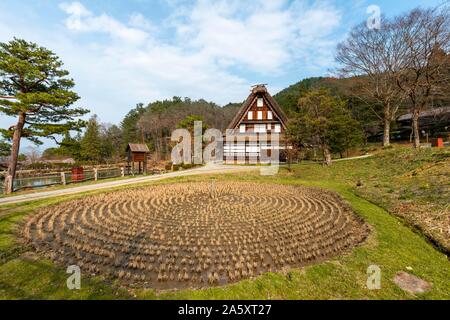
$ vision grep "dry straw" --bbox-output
[23,181,368,289]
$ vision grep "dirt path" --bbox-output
[0,164,258,206]
[332,154,373,162]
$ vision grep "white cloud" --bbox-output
[167,0,341,73]
[1,1,343,138]
[59,2,149,45]
[129,13,155,32]
[59,1,91,17]
[59,1,341,76]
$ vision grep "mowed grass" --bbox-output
[0,155,449,299]
[293,146,450,252]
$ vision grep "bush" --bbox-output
[181,163,197,170]
[165,162,173,171]
[360,147,370,154]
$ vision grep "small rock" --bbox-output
[393,272,431,294]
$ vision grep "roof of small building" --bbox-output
[127,143,150,153]
[42,158,76,164]
[397,107,450,121]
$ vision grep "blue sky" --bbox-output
[0,0,445,151]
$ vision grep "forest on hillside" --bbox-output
[42,70,449,165]
[1,5,448,169]
[42,98,241,163]
[40,76,377,164]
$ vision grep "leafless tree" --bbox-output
[24,146,41,164]
[394,7,450,148]
[336,18,407,147]
[137,99,239,161]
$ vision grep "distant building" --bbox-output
[224,85,289,163]
[395,107,450,140]
[126,143,150,174]
[42,158,76,165]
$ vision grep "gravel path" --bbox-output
[0,164,258,206]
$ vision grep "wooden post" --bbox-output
[210,179,215,199]
[121,167,125,177]
[144,156,148,175]
[94,168,98,181]
[61,172,66,185]
[4,175,13,194]
[287,148,292,172]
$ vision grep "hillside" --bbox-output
[273,77,353,115]
[273,77,325,115]
[273,77,385,139]
[292,146,450,253]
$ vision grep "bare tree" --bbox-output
[24,146,41,164]
[138,106,181,161]
[137,98,237,161]
[336,18,407,147]
[394,7,450,148]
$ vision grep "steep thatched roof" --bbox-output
[227,85,288,130]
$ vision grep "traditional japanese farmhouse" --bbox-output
[224,84,289,162]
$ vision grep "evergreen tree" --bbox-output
[0,139,10,157]
[0,38,88,193]
[328,111,364,158]
[41,132,81,160]
[177,115,208,133]
[274,78,319,116]
[287,88,363,165]
[80,115,102,162]
[59,132,82,159]
[100,124,123,161]
[121,103,146,152]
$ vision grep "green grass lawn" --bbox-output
[292,146,450,253]
[0,149,449,300]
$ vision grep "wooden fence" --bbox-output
[0,166,161,194]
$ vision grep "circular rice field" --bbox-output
[23,181,369,289]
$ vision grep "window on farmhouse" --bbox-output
[255,124,266,133]
[275,124,281,133]
[239,124,246,133]
[257,111,263,120]
[257,98,263,107]
[248,111,253,120]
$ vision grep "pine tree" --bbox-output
[0,38,88,193]
[120,103,146,152]
[287,88,363,165]
[0,139,10,157]
[80,115,102,162]
[101,124,123,161]
[177,115,208,133]
[59,132,82,160]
